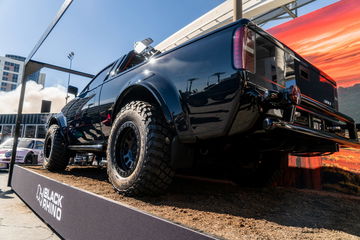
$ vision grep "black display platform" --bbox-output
[12,165,216,240]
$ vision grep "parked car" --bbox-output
[43,19,359,195]
[0,138,44,169]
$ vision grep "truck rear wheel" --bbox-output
[43,125,70,171]
[107,101,174,196]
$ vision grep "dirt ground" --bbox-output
[25,166,360,240]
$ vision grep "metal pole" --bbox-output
[233,0,243,22]
[65,51,74,104]
[7,0,74,187]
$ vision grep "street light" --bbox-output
[65,51,75,103]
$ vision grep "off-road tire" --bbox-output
[43,125,70,171]
[107,101,174,196]
[24,153,35,164]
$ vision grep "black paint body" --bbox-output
[49,19,359,158]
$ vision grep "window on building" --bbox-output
[36,125,46,139]
[11,84,16,90]
[1,87,6,91]
[2,76,7,81]
[4,66,10,71]
[3,72,9,76]
[1,82,7,87]
[14,64,20,72]
[2,125,13,139]
[25,125,36,138]
[12,74,18,82]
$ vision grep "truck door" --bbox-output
[67,64,113,144]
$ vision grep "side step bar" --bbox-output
[67,144,104,152]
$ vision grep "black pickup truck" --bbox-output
[43,19,360,195]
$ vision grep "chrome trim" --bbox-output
[301,95,354,124]
[67,144,104,152]
[296,106,343,125]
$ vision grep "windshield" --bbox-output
[0,138,34,149]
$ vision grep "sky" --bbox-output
[0,0,339,91]
[269,0,360,88]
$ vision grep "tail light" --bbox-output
[233,26,255,72]
[286,85,302,105]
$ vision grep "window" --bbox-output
[35,141,44,150]
[2,76,8,81]
[1,82,7,87]
[11,84,16,90]
[82,64,113,93]
[36,126,46,138]
[2,125,13,139]
[3,72,9,76]
[4,62,20,72]
[111,51,144,77]
[109,55,126,78]
[12,74,18,81]
[255,33,295,88]
[1,87,6,91]
[25,125,36,138]
[14,64,20,72]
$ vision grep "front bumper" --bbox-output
[0,159,10,169]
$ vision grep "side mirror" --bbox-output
[68,85,78,97]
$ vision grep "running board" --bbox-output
[67,144,104,152]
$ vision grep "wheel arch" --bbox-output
[112,84,173,125]
[47,113,67,128]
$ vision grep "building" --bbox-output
[0,56,24,92]
[0,113,51,141]
[0,54,46,92]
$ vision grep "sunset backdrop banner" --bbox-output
[268,0,360,88]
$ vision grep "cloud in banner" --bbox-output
[269,0,360,88]
[0,81,73,114]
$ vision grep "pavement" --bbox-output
[0,170,60,240]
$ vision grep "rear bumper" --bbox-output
[264,118,360,149]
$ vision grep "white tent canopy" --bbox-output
[155,0,315,52]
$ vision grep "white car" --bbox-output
[0,138,44,169]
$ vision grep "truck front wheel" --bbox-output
[107,101,174,196]
[43,125,70,171]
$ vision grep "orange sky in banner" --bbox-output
[268,0,360,88]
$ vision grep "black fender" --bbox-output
[46,112,68,142]
[112,72,195,142]
[47,112,67,128]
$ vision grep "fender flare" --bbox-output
[47,112,67,128]
[46,112,68,142]
[112,73,191,137]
